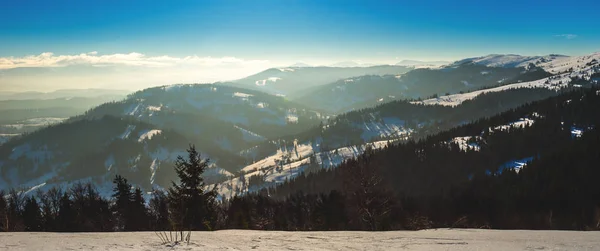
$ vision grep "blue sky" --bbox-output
[1,0,599,61]
[1,0,599,92]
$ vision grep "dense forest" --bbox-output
[1,88,599,232]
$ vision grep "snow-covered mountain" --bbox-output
[0,88,129,101]
[210,86,568,199]
[452,53,600,74]
[80,84,324,147]
[396,59,450,67]
[418,54,600,106]
[0,95,128,144]
[227,65,411,96]
[0,116,231,198]
[328,61,378,67]
[294,63,551,113]
[0,84,327,197]
[288,62,312,67]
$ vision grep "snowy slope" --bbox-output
[230,65,411,96]
[453,53,600,74]
[415,58,599,106]
[453,54,566,68]
[81,84,324,152]
[295,62,549,113]
[0,117,235,197]
[214,139,394,199]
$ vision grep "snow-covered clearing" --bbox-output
[138,129,162,142]
[415,78,561,106]
[120,125,136,139]
[450,136,481,151]
[216,140,394,199]
[1,229,599,251]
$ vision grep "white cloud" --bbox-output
[0,52,270,69]
[0,52,277,92]
[554,34,578,39]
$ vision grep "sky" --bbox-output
[1,0,599,92]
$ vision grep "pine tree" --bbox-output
[57,192,75,231]
[130,187,149,230]
[149,190,170,230]
[0,190,7,231]
[168,145,217,231]
[112,175,133,231]
[22,196,42,231]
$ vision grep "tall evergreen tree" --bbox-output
[149,190,170,230]
[56,192,76,232]
[0,190,7,231]
[22,196,42,231]
[112,175,133,231]
[130,187,149,230]
[168,145,217,231]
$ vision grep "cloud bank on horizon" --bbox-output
[0,52,277,92]
[0,52,269,70]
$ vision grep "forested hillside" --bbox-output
[2,88,598,232]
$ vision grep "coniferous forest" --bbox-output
[1,88,600,232]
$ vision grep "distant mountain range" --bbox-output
[395,59,450,66]
[226,65,412,95]
[0,89,130,101]
[0,52,598,200]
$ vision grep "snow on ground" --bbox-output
[217,140,394,199]
[255,77,281,86]
[149,147,188,162]
[499,157,534,173]
[286,113,299,123]
[450,136,481,151]
[119,125,136,139]
[415,78,559,106]
[416,55,599,106]
[233,92,253,98]
[494,118,535,131]
[124,103,142,116]
[1,229,599,251]
[149,159,159,184]
[20,117,67,125]
[571,126,584,138]
[451,53,600,74]
[453,54,566,69]
[358,116,412,142]
[234,125,265,142]
[146,105,162,112]
[1,117,67,131]
[104,154,115,171]
[23,182,46,195]
[138,129,162,142]
[0,133,19,145]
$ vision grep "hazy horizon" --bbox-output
[1,0,599,92]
